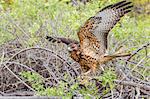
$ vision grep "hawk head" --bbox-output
[67,43,79,52]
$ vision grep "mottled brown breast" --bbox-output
[70,49,98,73]
[79,53,98,72]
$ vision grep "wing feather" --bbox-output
[78,0,133,56]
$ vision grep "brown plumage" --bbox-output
[46,0,133,74]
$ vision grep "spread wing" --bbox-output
[78,0,133,57]
[46,36,79,45]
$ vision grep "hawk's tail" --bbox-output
[46,36,79,45]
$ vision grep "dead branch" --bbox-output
[115,80,150,91]
[3,63,36,92]
[0,91,35,96]
[7,47,79,76]
[0,96,61,99]
[127,42,150,61]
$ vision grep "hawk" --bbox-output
[46,0,133,75]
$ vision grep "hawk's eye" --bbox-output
[67,43,78,52]
[67,46,73,52]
